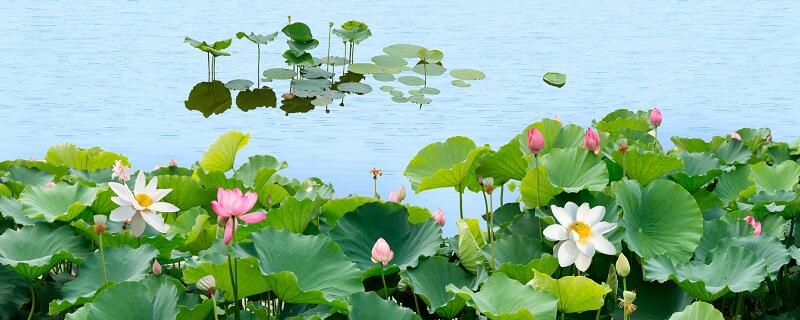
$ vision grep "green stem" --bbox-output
[257,44,261,88]
[326,25,332,72]
[379,265,389,299]
[412,288,421,315]
[373,178,378,198]
[98,235,108,288]
[534,155,540,207]
[227,249,240,320]
[27,285,35,320]
[623,277,627,291]
[207,52,211,82]
[211,295,220,320]
[500,185,504,205]
[734,292,744,318]
[489,193,495,271]
[458,186,464,220]
[560,312,565,320]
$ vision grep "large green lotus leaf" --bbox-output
[790,246,800,263]
[616,179,702,262]
[65,278,179,320]
[401,256,473,318]
[716,165,752,205]
[348,291,418,320]
[750,160,800,193]
[233,155,287,187]
[5,166,52,186]
[19,183,97,222]
[236,31,278,44]
[671,137,716,153]
[264,197,321,233]
[184,81,232,117]
[0,223,89,280]
[530,270,610,314]
[404,136,486,193]
[611,148,684,185]
[456,219,486,274]
[668,301,724,320]
[450,69,485,81]
[710,236,789,278]
[241,227,363,311]
[517,119,584,156]
[475,136,527,184]
[519,166,563,209]
[282,22,313,42]
[167,207,215,254]
[383,44,426,58]
[155,175,212,210]
[0,159,70,178]
[0,265,29,320]
[447,273,557,320]
[670,152,723,192]
[45,143,128,172]
[176,299,213,320]
[496,255,559,284]
[644,246,767,301]
[371,55,407,68]
[288,39,320,56]
[184,256,269,301]
[483,235,549,266]
[0,196,38,225]
[540,148,608,192]
[199,131,250,173]
[329,202,442,274]
[594,109,651,132]
[320,196,373,227]
[71,168,115,186]
[713,139,750,164]
[347,63,382,75]
[50,245,158,314]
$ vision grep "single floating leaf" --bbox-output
[543,72,567,88]
[450,69,485,81]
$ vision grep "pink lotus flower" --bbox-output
[152,259,162,275]
[528,128,544,155]
[731,132,741,140]
[397,186,406,202]
[584,128,601,154]
[46,180,55,188]
[211,188,266,244]
[371,238,394,266]
[432,208,445,226]
[388,191,399,203]
[168,159,177,167]
[745,215,762,236]
[649,107,663,127]
[766,135,773,142]
[111,160,131,183]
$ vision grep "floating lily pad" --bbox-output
[399,76,425,86]
[311,96,333,106]
[543,72,567,88]
[336,82,372,94]
[409,95,432,105]
[371,55,408,68]
[348,63,382,74]
[413,63,447,76]
[383,44,426,58]
[315,56,348,66]
[379,86,394,92]
[302,67,334,79]
[420,87,440,95]
[291,78,331,92]
[450,69,485,81]
[391,96,408,103]
[263,68,296,80]
[373,73,395,82]
[225,79,254,91]
[451,80,471,87]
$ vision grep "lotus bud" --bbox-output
[196,275,217,296]
[618,143,629,154]
[623,290,637,302]
[287,16,292,24]
[29,156,37,161]
[616,253,630,277]
[370,238,394,266]
[481,177,496,195]
[168,159,177,167]
[281,92,295,100]
[152,259,162,275]
[397,186,406,202]
[388,191,399,203]
[766,135,773,142]
[745,215,762,236]
[46,180,55,188]
[649,107,662,127]
[583,128,601,154]
[432,208,445,226]
[93,214,108,234]
[527,128,544,155]
[731,132,741,140]
[329,21,334,28]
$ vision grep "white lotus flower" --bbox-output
[108,171,178,236]
[543,202,617,271]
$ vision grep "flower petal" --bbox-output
[242,192,258,213]
[592,222,617,235]
[224,218,238,245]
[134,171,146,195]
[543,224,568,241]
[110,196,129,207]
[211,201,230,218]
[110,206,135,222]
[575,253,592,272]
[576,240,595,257]
[108,182,135,204]
[145,175,158,196]
[551,205,574,226]
[576,203,591,223]
[557,240,578,267]
[149,202,179,213]
[131,214,146,237]
[585,206,605,227]
[240,212,266,224]
[563,202,579,219]
[141,210,169,233]
[590,235,616,255]
[150,189,171,202]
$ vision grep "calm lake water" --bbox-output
[2,1,799,233]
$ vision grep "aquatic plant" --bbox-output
[184,37,232,81]
[1,108,799,319]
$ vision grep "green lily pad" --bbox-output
[383,44,426,58]
[0,223,89,280]
[398,76,425,86]
[320,196,374,227]
[450,69,485,81]
[750,160,800,193]
[542,72,566,88]
[611,148,684,185]
[530,270,610,314]
[292,79,331,92]
[404,136,487,193]
[348,292,418,320]
[348,63,382,74]
[65,278,179,319]
[519,166,563,208]
[371,55,408,68]
[451,80,471,87]
[263,68,296,80]
[373,73,395,82]
[184,256,269,302]
[45,143,128,172]
[409,95,432,105]
[412,63,447,77]
[447,273,557,320]
[668,301,724,320]
[20,183,97,222]
[199,131,250,173]
[540,148,608,192]
[401,256,474,318]
[225,79,254,91]
[0,266,28,320]
[337,82,372,94]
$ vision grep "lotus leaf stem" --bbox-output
[379,265,389,299]
[98,234,108,288]
[227,248,240,320]
[27,285,35,320]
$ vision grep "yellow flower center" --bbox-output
[568,221,592,243]
[134,194,153,208]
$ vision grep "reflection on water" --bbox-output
[184,81,232,117]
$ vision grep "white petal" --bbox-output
[150,189,172,202]
[553,241,562,256]
[584,206,605,227]
[145,175,159,196]
[108,182,134,204]
[563,202,579,219]
[149,202,179,213]
[110,196,130,207]
[131,214,146,236]
[575,253,592,272]
[576,241,595,257]
[592,222,617,235]
[543,225,569,241]
[141,210,169,233]
[551,205,573,226]
[576,203,591,223]
[134,171,146,195]
[590,235,617,255]
[557,241,578,267]
[110,206,135,222]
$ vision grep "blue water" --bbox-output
[2,1,799,233]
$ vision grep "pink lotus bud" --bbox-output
[168,159,177,167]
[196,275,216,296]
[527,128,544,155]
[388,191,399,203]
[583,128,601,154]
[481,177,495,195]
[432,208,445,226]
[766,135,773,142]
[731,132,741,140]
[397,186,406,202]
[745,215,762,236]
[370,238,394,266]
[152,259,162,275]
[649,107,663,127]
[46,181,55,188]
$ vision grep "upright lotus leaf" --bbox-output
[0,159,70,178]
[644,246,768,301]
[529,270,610,314]
[540,148,608,192]
[669,152,723,192]
[668,301,724,320]
[616,179,702,262]
[348,292,417,320]
[519,166,563,208]
[611,148,684,185]
[50,245,158,314]
[0,266,29,320]
[401,256,474,318]
[456,219,486,274]
[404,136,487,193]
[716,165,752,205]
[167,207,215,254]
[0,196,38,225]
[241,227,363,311]
[184,256,269,301]
[5,166,52,186]
[496,255,559,285]
[714,139,751,164]
[517,119,584,156]
[594,109,651,133]
[329,202,442,275]
[320,196,373,227]
[199,131,250,173]
[236,31,278,45]
[155,175,212,210]
[790,246,800,263]
[447,273,557,320]
[20,183,97,222]
[671,137,720,153]
[44,143,128,172]
[483,235,549,266]
[233,155,287,187]
[709,236,789,277]
[0,223,89,280]
[475,136,527,183]
[750,160,800,193]
[417,48,444,63]
[65,279,179,320]
[264,197,321,233]
[282,23,313,42]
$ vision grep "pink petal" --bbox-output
[239,212,266,224]
[224,217,238,245]
[242,192,259,213]
[211,201,230,217]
